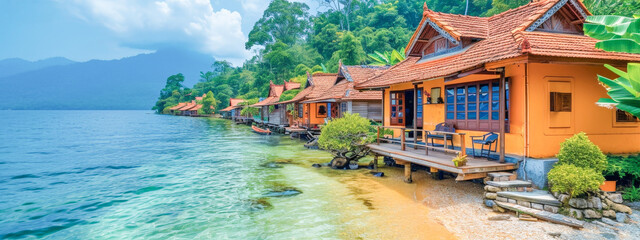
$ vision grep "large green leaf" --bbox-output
[595,38,640,53]
[586,15,635,26]
[604,64,629,79]
[584,23,618,40]
[627,63,640,92]
[605,18,640,38]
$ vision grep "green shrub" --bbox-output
[623,186,640,202]
[556,132,607,173]
[548,164,605,199]
[605,155,640,180]
[318,113,374,162]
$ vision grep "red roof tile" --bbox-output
[169,102,187,110]
[361,0,640,89]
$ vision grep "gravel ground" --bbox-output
[374,167,640,240]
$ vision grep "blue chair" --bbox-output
[471,132,499,159]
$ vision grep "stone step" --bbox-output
[487,172,514,178]
[486,180,532,188]
[495,201,585,228]
[497,190,562,207]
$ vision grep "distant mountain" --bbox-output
[0,57,76,78]
[0,49,214,110]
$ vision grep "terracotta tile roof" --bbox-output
[279,87,313,104]
[219,105,237,112]
[185,104,202,111]
[251,96,280,107]
[195,94,206,101]
[341,65,389,83]
[169,102,187,110]
[307,73,338,99]
[361,0,640,89]
[177,101,196,111]
[284,81,301,90]
[229,98,244,107]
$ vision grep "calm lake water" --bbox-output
[0,110,409,239]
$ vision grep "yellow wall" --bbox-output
[380,62,639,158]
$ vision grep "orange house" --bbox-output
[280,72,337,129]
[219,98,245,120]
[355,0,640,185]
[301,63,388,122]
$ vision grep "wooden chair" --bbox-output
[426,123,455,149]
[471,132,499,159]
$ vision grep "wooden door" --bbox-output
[390,91,405,126]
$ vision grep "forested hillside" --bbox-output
[154,0,639,113]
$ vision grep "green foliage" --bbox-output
[584,15,640,53]
[583,0,640,17]
[246,0,310,49]
[154,74,184,113]
[623,186,640,201]
[200,91,216,115]
[548,164,605,198]
[605,155,640,181]
[584,14,640,117]
[556,132,608,173]
[594,64,640,117]
[368,47,406,66]
[240,98,260,117]
[279,89,301,102]
[318,113,374,161]
[482,0,528,17]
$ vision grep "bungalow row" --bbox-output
[168,94,211,117]
[352,0,640,186]
[217,0,639,186]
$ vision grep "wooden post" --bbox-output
[401,128,406,151]
[377,127,381,144]
[460,133,466,156]
[423,129,428,156]
[413,84,418,149]
[444,133,448,150]
[499,68,506,163]
[381,89,385,126]
[373,155,379,171]
[404,163,412,183]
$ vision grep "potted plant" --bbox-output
[452,153,468,167]
[601,156,621,192]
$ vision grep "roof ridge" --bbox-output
[488,0,552,20]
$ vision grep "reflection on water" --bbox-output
[0,111,453,239]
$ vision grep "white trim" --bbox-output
[406,18,459,57]
[526,0,568,32]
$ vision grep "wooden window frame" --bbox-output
[390,91,405,126]
[616,109,638,123]
[317,103,328,118]
[445,79,510,132]
[550,92,572,112]
[298,103,303,118]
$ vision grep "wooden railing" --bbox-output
[376,126,466,156]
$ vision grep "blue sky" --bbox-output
[0,0,318,66]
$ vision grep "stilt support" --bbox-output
[404,163,413,183]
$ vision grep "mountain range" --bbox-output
[0,49,214,110]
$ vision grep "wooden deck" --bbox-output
[369,143,517,181]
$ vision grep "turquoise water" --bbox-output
[0,111,387,239]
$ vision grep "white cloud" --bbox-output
[60,0,250,65]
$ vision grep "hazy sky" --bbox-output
[0,0,319,66]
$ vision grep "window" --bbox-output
[317,103,327,118]
[298,104,303,118]
[417,88,423,128]
[550,92,571,112]
[390,91,405,125]
[430,87,441,104]
[341,102,348,113]
[445,80,509,132]
[617,109,638,122]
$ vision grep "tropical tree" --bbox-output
[368,47,406,66]
[318,113,374,169]
[239,99,260,117]
[201,91,216,115]
[154,73,185,113]
[584,15,640,117]
[245,0,310,49]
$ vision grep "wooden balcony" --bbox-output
[370,126,517,181]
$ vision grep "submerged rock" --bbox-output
[247,198,273,211]
[263,187,302,198]
[370,172,384,177]
[312,163,321,168]
[260,162,283,168]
